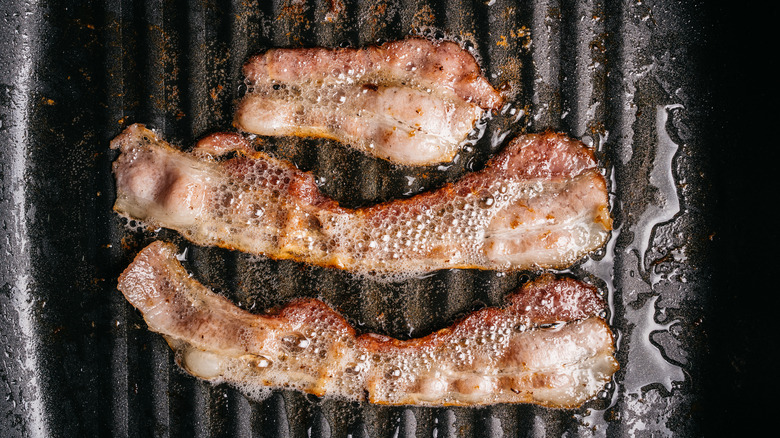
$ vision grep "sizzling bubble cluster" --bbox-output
[113,125,611,278]
[175,299,615,406]
[117,242,618,407]
[233,38,503,165]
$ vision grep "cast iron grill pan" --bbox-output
[0,0,729,436]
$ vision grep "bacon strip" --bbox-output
[118,241,619,407]
[234,38,504,165]
[111,124,611,275]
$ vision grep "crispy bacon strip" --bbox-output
[234,38,504,165]
[111,124,611,275]
[118,241,619,407]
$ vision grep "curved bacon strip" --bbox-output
[111,124,611,275]
[234,38,504,165]
[118,241,619,407]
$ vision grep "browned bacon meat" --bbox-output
[234,38,504,165]
[112,124,611,275]
[118,241,619,407]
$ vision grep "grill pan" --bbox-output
[0,1,764,437]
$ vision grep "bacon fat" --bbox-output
[234,38,504,165]
[111,124,611,275]
[118,241,619,407]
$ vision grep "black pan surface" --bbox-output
[0,1,766,437]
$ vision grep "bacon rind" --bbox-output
[117,241,619,407]
[234,38,504,165]
[111,124,611,275]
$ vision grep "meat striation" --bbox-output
[112,124,611,276]
[117,241,619,407]
[234,38,504,165]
